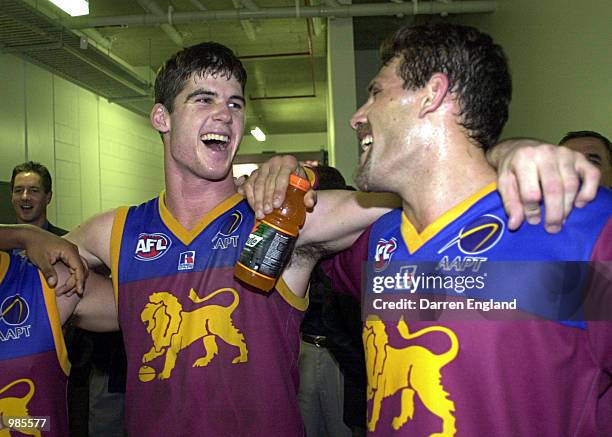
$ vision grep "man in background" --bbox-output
[10,161,67,236]
[298,165,353,437]
[560,130,611,187]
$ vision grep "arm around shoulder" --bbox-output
[298,190,400,253]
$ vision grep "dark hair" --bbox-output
[560,130,612,162]
[380,22,512,150]
[10,161,52,193]
[154,42,247,112]
[315,165,347,190]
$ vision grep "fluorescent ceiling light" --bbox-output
[48,0,89,16]
[250,127,266,142]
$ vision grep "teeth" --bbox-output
[360,135,373,151]
[201,133,229,143]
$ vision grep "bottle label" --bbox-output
[239,221,297,279]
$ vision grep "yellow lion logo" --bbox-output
[363,316,458,436]
[140,287,248,380]
[0,379,40,437]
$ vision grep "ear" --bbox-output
[151,103,171,134]
[418,73,449,118]
[44,190,53,206]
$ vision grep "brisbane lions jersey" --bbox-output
[111,192,307,436]
[324,183,612,437]
[0,252,69,437]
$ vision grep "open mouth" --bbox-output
[201,133,230,151]
[360,134,373,152]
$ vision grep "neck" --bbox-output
[164,170,237,230]
[399,138,496,232]
[17,216,47,229]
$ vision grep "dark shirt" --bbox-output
[44,221,68,236]
[11,221,68,256]
[299,264,330,336]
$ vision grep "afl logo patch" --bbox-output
[134,233,172,261]
[438,214,505,255]
[0,295,30,326]
[374,237,398,272]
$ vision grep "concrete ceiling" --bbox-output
[78,0,332,135]
[1,0,493,135]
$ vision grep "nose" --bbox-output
[20,189,30,200]
[213,102,232,123]
[350,103,368,130]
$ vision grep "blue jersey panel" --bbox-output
[0,254,55,360]
[367,189,612,328]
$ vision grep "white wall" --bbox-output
[452,0,611,142]
[0,54,164,231]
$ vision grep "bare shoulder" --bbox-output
[65,208,118,268]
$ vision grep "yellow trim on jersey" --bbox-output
[111,207,129,306]
[40,271,71,376]
[400,182,497,254]
[0,251,9,284]
[275,277,309,311]
[303,167,317,188]
[158,191,245,246]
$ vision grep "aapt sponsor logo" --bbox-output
[134,233,172,261]
[438,214,505,256]
[212,211,243,250]
[0,295,31,342]
[374,237,398,272]
[436,214,505,273]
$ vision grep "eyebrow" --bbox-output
[184,88,246,105]
[585,153,602,163]
[366,81,379,95]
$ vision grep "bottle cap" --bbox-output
[289,174,311,192]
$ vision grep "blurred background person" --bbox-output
[11,161,66,236]
[559,131,611,187]
[298,165,356,437]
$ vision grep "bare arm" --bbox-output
[65,209,116,270]
[242,141,601,244]
[55,263,118,332]
[0,224,88,295]
[298,189,399,251]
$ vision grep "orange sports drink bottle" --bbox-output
[235,174,311,291]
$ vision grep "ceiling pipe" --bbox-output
[80,29,113,51]
[188,0,207,11]
[135,0,184,47]
[232,0,258,41]
[68,1,496,29]
[307,0,323,37]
